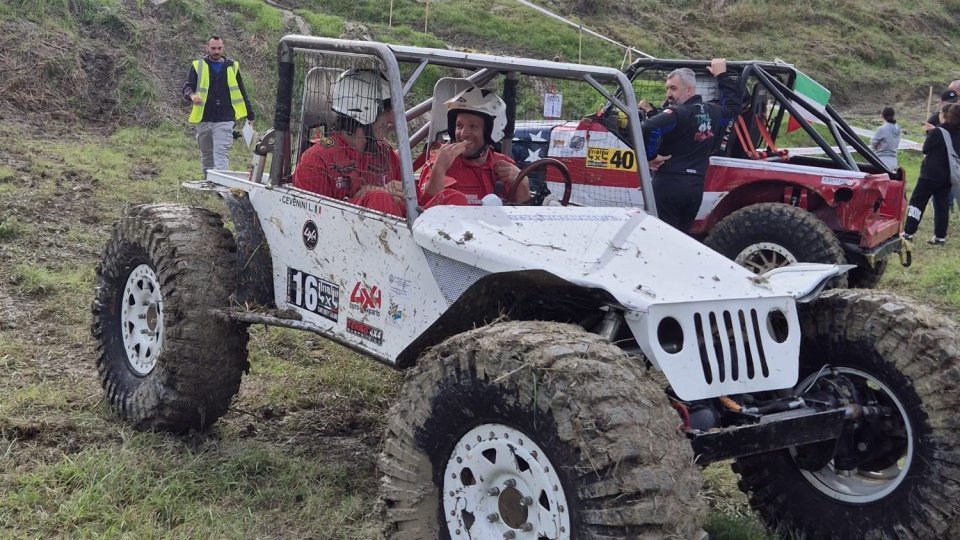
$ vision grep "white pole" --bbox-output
[389,0,394,27]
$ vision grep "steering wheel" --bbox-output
[508,158,572,206]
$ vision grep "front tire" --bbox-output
[90,204,249,432]
[733,289,960,539]
[705,203,848,287]
[378,321,705,539]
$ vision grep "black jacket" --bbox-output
[919,125,960,186]
[641,72,740,176]
[181,56,255,122]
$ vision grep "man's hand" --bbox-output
[639,100,654,114]
[190,93,203,105]
[425,141,469,195]
[923,122,935,133]
[432,141,469,173]
[384,180,404,199]
[494,160,520,184]
[706,58,727,77]
[649,154,672,170]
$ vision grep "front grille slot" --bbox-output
[695,308,769,385]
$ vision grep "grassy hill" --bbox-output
[3,0,960,128]
[2,1,960,539]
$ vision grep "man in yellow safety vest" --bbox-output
[181,35,255,175]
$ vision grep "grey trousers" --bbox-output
[196,121,235,174]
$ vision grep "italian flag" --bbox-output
[787,69,831,132]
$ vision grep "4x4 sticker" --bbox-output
[350,282,382,316]
[287,268,339,322]
[302,220,318,250]
[346,318,383,345]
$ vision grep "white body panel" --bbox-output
[208,171,843,400]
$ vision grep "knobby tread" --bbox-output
[91,204,249,432]
[378,320,704,540]
[732,289,960,539]
[705,202,849,287]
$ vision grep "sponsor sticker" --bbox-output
[586,147,637,171]
[821,177,856,186]
[387,301,406,327]
[347,317,383,345]
[301,220,318,250]
[350,282,382,316]
[287,268,339,322]
[388,273,411,296]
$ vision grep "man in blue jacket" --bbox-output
[182,36,255,175]
[641,59,740,233]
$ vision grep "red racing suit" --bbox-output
[418,148,517,206]
[294,133,467,215]
[293,132,405,216]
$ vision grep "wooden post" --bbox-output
[424,0,430,33]
[578,25,582,64]
[389,0,394,27]
[927,85,934,118]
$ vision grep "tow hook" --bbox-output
[898,236,913,267]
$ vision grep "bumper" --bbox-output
[842,235,902,267]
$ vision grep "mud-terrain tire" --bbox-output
[91,204,249,432]
[846,257,888,289]
[733,289,960,539]
[379,320,705,539]
[705,202,848,287]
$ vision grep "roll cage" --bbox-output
[616,59,899,178]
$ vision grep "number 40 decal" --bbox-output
[610,150,636,170]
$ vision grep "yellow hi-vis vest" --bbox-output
[188,59,248,123]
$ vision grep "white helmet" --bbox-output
[332,69,391,125]
[446,86,507,144]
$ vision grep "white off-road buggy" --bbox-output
[91,36,960,539]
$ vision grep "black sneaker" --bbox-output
[927,236,946,245]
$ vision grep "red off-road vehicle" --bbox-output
[509,59,907,287]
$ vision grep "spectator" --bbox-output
[419,86,530,205]
[922,86,959,132]
[902,102,960,245]
[871,106,901,170]
[640,59,741,232]
[293,69,463,217]
[182,36,255,174]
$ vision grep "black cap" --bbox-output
[942,89,959,103]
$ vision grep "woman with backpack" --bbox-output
[902,102,960,245]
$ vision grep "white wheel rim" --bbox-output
[734,242,798,274]
[443,423,571,539]
[120,264,164,376]
[793,367,913,503]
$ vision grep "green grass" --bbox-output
[214,0,284,34]
[0,218,23,241]
[0,437,379,538]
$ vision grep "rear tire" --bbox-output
[846,257,888,289]
[704,203,848,287]
[732,289,960,539]
[379,320,705,539]
[91,204,249,432]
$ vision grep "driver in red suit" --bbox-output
[419,86,531,205]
